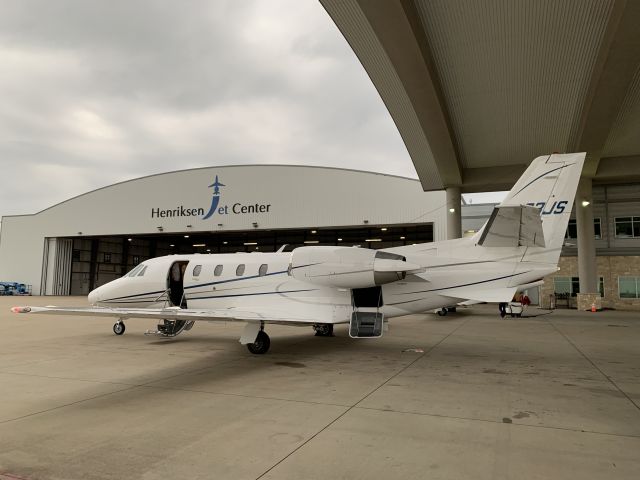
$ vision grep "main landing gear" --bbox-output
[313,323,334,337]
[247,330,270,355]
[113,321,126,335]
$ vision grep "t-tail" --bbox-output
[477,152,586,264]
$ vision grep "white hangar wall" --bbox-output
[0,165,447,295]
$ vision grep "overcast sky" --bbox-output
[0,0,502,220]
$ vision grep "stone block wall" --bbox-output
[540,255,640,311]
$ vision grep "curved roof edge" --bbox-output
[5,164,420,219]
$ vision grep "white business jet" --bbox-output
[13,153,585,354]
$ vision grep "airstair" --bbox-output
[349,286,384,338]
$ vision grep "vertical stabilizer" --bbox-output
[501,153,585,263]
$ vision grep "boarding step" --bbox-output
[349,309,384,338]
[145,319,194,337]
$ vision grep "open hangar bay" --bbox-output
[1,296,639,480]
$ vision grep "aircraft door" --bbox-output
[167,261,189,308]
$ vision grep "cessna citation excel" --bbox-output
[13,153,585,354]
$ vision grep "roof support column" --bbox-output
[446,186,462,239]
[575,178,600,310]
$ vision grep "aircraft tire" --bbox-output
[314,324,334,337]
[247,330,270,355]
[437,308,448,316]
[113,322,125,335]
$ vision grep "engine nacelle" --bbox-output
[289,246,414,289]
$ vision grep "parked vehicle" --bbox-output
[0,282,31,295]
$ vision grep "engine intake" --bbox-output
[289,246,419,289]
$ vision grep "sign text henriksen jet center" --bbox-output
[151,203,272,218]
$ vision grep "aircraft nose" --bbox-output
[88,287,102,305]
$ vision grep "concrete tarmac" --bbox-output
[0,296,639,480]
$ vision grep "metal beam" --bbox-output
[595,155,640,184]
[357,0,461,186]
[321,0,461,189]
[460,165,527,193]
[572,0,640,177]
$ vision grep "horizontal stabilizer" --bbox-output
[478,205,545,248]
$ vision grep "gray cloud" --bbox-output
[0,0,415,219]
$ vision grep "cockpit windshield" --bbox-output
[124,264,145,278]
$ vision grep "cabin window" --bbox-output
[259,264,268,276]
[137,266,148,277]
[214,265,223,276]
[236,264,245,276]
[193,265,202,277]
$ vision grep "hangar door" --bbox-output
[41,238,73,295]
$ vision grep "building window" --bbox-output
[214,265,223,276]
[565,218,601,240]
[193,265,202,277]
[618,277,640,299]
[236,264,245,276]
[259,264,268,276]
[104,253,111,263]
[133,255,140,265]
[554,276,604,297]
[614,217,640,238]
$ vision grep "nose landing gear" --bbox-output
[113,321,126,335]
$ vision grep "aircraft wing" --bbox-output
[10,305,333,326]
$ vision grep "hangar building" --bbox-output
[0,165,446,296]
